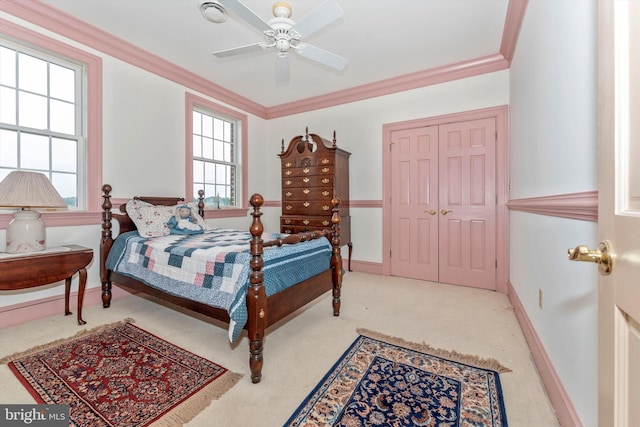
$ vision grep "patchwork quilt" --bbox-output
[106,229,332,341]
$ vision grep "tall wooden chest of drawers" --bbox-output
[279,130,352,268]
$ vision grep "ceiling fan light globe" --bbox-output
[272,2,292,19]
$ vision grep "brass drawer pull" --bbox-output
[303,202,310,207]
[322,178,329,184]
[322,221,329,226]
[322,205,330,210]
[286,205,293,210]
[322,191,330,196]
[285,180,292,186]
[322,167,330,173]
[303,167,310,173]
[303,189,310,194]
[285,219,291,224]
[321,159,330,164]
[303,220,310,225]
[285,191,292,197]
[303,177,310,183]
[285,170,292,175]
[285,162,292,167]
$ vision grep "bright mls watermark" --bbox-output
[0,405,69,426]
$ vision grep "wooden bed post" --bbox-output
[330,197,343,316]
[101,184,114,308]
[248,193,268,383]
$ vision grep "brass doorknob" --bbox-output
[425,210,437,215]
[567,241,613,275]
[441,209,452,215]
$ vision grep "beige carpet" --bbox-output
[0,272,559,426]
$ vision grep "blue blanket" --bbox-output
[106,229,332,341]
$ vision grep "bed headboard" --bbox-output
[101,185,205,235]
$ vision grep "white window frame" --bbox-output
[185,93,248,218]
[0,19,103,230]
[0,38,86,210]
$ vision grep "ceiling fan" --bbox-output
[203,0,348,82]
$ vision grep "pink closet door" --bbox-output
[438,118,496,289]
[390,126,439,281]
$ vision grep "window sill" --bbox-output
[203,207,249,219]
[0,211,102,228]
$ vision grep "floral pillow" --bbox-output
[126,199,212,238]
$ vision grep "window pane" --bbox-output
[0,129,18,167]
[202,114,213,138]
[204,162,215,184]
[18,53,47,95]
[18,91,47,129]
[52,172,76,205]
[50,99,75,134]
[0,46,16,86]
[224,141,231,162]
[0,87,16,125]
[214,139,224,161]
[52,137,76,172]
[213,118,224,140]
[193,159,204,182]
[193,135,202,157]
[202,136,213,159]
[49,64,75,102]
[216,163,227,184]
[193,111,201,134]
[224,121,231,142]
[205,184,215,202]
[20,133,49,170]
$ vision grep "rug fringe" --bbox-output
[356,327,512,373]
[150,371,243,427]
[0,318,136,364]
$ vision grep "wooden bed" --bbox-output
[99,184,343,383]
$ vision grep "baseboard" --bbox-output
[349,260,383,275]
[0,285,135,329]
[507,281,583,427]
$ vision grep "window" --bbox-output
[192,110,236,207]
[0,39,85,209]
[186,93,248,215]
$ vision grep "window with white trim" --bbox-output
[0,39,85,209]
[192,108,239,208]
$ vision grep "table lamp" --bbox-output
[0,171,67,253]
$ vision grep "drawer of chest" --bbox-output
[282,188,333,200]
[281,157,334,169]
[282,200,334,215]
[282,165,334,178]
[282,176,333,188]
[281,216,333,228]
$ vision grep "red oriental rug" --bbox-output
[1,319,241,426]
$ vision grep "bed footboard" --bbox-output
[247,194,342,383]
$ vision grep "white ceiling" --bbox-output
[40,0,510,108]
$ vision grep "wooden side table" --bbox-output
[0,245,94,325]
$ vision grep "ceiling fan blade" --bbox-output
[217,0,272,33]
[275,56,290,83]
[297,43,348,71]
[212,43,264,58]
[290,0,344,39]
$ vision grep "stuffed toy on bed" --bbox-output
[167,205,204,235]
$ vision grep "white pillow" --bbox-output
[126,199,173,237]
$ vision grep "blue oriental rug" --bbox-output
[285,329,510,427]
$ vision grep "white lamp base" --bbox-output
[6,209,46,253]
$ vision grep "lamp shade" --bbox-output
[0,171,67,209]
[0,171,67,253]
